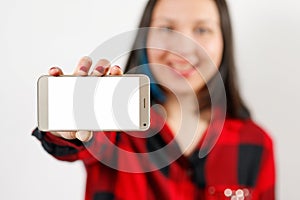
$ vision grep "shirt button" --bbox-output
[243,188,250,197]
[208,186,216,195]
[231,196,238,200]
[236,189,244,197]
[224,188,233,197]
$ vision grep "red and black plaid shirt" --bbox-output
[32,110,275,200]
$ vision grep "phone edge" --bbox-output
[37,75,49,131]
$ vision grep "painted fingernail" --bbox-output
[110,65,121,74]
[80,66,88,73]
[49,67,60,75]
[50,67,59,72]
[95,66,105,74]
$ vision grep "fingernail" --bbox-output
[49,67,60,75]
[50,67,59,72]
[79,66,88,73]
[109,65,121,74]
[95,66,105,74]
[76,131,92,142]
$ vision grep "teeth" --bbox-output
[171,64,193,71]
[167,61,199,72]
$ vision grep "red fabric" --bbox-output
[33,111,276,200]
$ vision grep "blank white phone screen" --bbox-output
[48,77,140,130]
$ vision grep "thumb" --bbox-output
[76,131,93,142]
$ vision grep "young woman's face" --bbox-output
[147,0,223,95]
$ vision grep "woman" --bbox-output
[33,0,276,199]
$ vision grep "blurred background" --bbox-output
[0,0,299,199]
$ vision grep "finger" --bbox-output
[91,59,111,76]
[74,56,93,76]
[109,65,123,75]
[76,131,93,142]
[49,67,64,76]
[51,131,77,140]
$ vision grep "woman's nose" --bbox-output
[167,30,199,62]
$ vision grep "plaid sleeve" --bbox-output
[32,127,120,166]
[32,127,87,161]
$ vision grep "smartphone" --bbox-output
[37,75,150,131]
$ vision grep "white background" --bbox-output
[0,0,299,199]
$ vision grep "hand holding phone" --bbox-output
[39,57,141,142]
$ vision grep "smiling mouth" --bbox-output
[169,63,198,78]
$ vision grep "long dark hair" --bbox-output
[125,0,250,119]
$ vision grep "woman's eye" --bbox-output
[160,26,173,32]
[195,27,210,34]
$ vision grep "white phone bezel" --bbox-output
[37,75,150,131]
